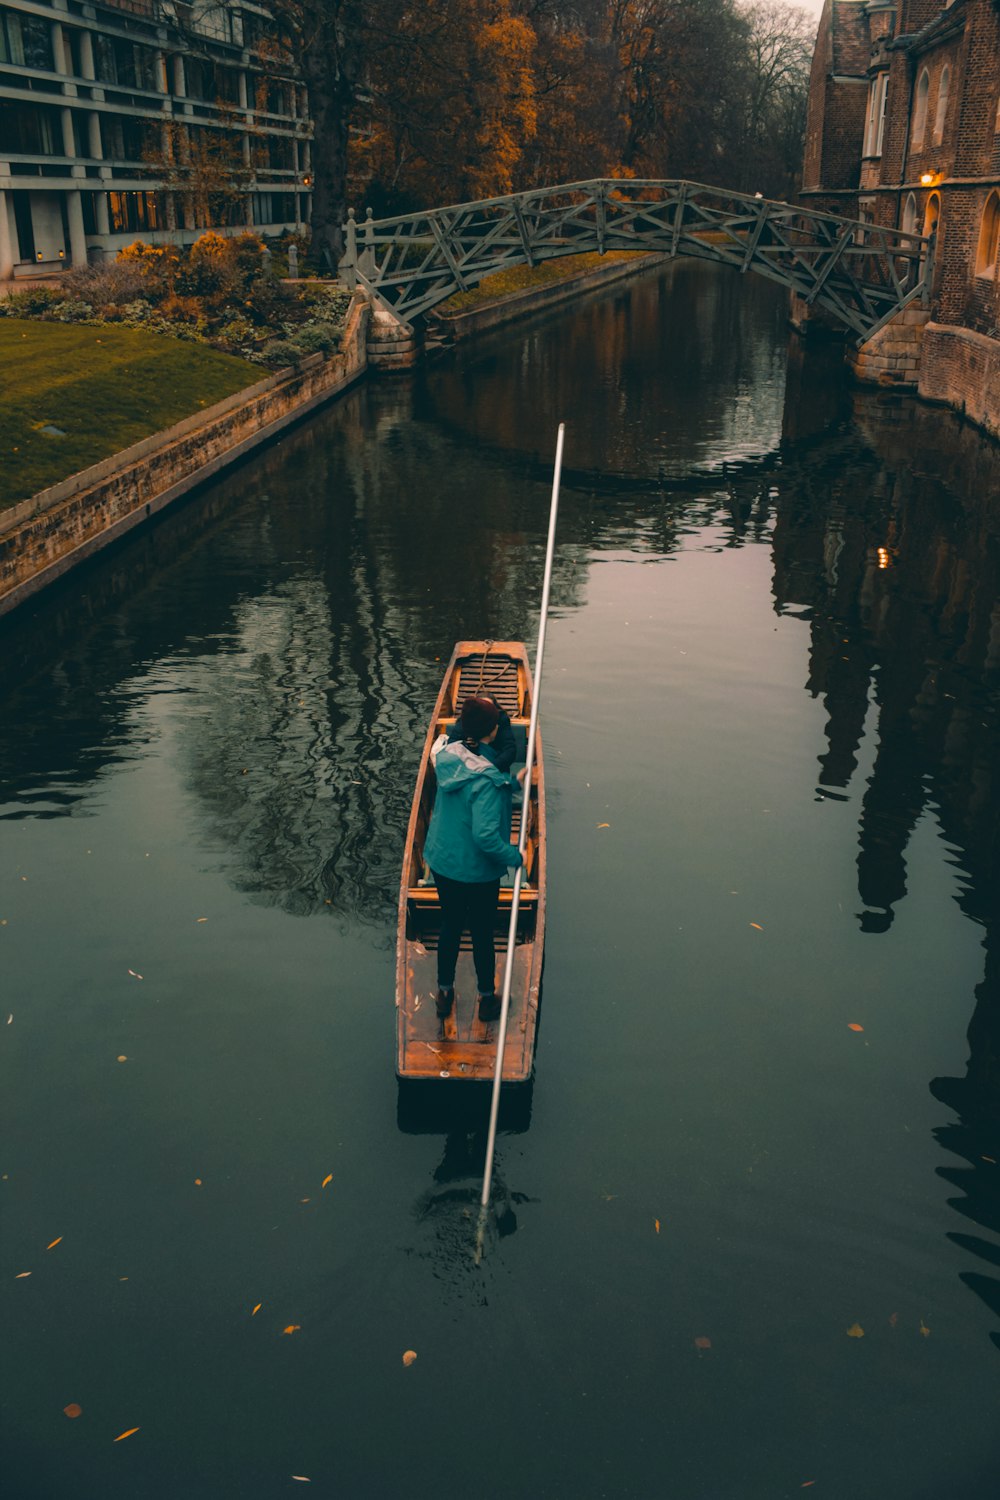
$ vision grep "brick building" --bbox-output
[0,0,311,279]
[802,0,1000,440]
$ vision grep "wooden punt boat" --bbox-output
[396,641,545,1084]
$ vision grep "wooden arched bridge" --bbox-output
[339,179,930,343]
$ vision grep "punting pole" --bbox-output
[475,422,565,1261]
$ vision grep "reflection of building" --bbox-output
[773,377,1000,1343]
[802,0,1000,438]
[0,0,311,277]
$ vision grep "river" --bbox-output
[2,259,999,1499]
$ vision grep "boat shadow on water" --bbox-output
[397,1080,538,1267]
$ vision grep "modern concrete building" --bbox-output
[802,0,1000,438]
[0,0,311,278]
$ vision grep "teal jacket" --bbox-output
[423,740,523,884]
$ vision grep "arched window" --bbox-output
[933,66,950,144]
[923,191,940,239]
[912,69,930,145]
[902,193,918,236]
[976,191,1000,279]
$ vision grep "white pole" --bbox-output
[476,423,564,1255]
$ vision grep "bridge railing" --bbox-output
[340,179,930,341]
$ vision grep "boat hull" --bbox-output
[395,642,546,1083]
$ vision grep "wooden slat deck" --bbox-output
[396,641,546,1084]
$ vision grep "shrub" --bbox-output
[54,299,95,323]
[159,292,204,323]
[62,260,153,308]
[290,323,340,355]
[216,315,257,348]
[260,338,301,366]
[2,286,63,316]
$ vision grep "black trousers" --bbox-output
[432,870,500,995]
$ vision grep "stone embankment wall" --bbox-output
[429,253,668,341]
[847,306,931,389]
[0,296,370,617]
[918,325,1000,440]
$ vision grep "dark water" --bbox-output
[3,260,1000,1499]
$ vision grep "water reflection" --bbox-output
[2,259,1000,1388]
[769,388,1000,1350]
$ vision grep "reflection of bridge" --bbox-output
[340,178,929,341]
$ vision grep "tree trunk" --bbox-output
[305,74,352,269]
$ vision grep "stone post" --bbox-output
[0,189,14,279]
[65,191,88,265]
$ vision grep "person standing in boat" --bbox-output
[446,691,516,772]
[424,695,522,1024]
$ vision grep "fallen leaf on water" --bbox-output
[597,823,610,829]
[848,1023,864,1032]
[117,1056,127,1063]
[321,1175,333,1189]
[402,1350,417,1366]
[694,1336,711,1351]
[63,1403,82,1419]
[46,1237,63,1251]
[654,1219,660,1234]
[113,1427,139,1442]
[846,1323,864,1338]
[413,942,428,957]
[300,1197,311,1203]
[982,1156,996,1164]
[196,917,208,923]
[194,1179,202,1187]
[127,970,143,980]
[251,1304,261,1316]
[889,1312,898,1327]
[292,1479,311,1484]
[15,1271,31,1278]
[801,1484,816,1490]
[6,1014,11,1025]
[749,922,763,931]
[282,1325,301,1335]
[919,1320,930,1337]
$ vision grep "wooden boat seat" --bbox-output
[455,654,522,716]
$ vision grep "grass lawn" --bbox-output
[0,321,261,510]
[438,250,650,313]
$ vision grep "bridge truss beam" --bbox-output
[340,179,930,342]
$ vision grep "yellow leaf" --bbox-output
[654,1219,660,1234]
[846,1323,864,1338]
[117,1055,128,1063]
[848,1023,864,1032]
[402,1350,417,1366]
[46,1237,63,1251]
[113,1427,140,1442]
[194,1179,202,1186]
[300,1197,311,1203]
[251,1304,262,1316]
[196,917,208,923]
[322,1175,333,1189]
[597,823,610,829]
[15,1271,31,1278]
[282,1325,301,1335]
[749,922,763,930]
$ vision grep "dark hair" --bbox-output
[460,695,500,741]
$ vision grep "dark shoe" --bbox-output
[435,987,454,1018]
[478,992,501,1023]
